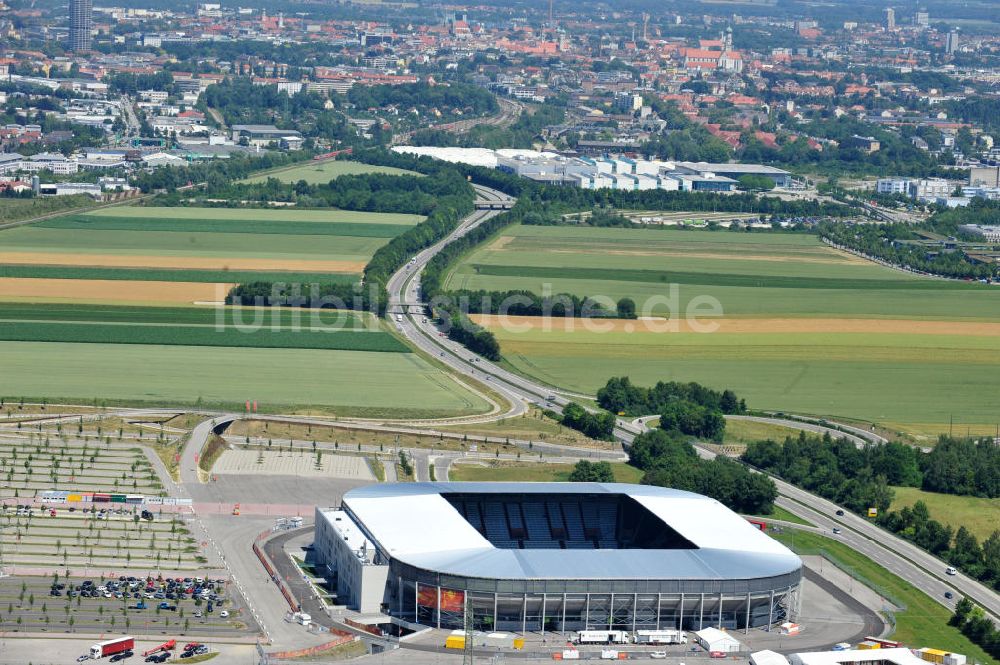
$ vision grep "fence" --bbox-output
[253,529,301,613]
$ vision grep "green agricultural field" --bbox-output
[0,320,406,353]
[449,461,644,483]
[0,223,391,263]
[79,206,422,224]
[459,225,1000,431]
[891,487,1000,542]
[244,160,420,184]
[448,226,999,320]
[0,341,489,418]
[0,302,371,328]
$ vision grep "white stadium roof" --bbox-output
[335,483,801,581]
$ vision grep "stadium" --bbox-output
[314,482,802,634]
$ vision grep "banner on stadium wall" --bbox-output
[146,497,163,505]
[440,588,465,613]
[417,585,437,607]
[417,585,465,612]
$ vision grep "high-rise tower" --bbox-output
[68,0,93,51]
[884,7,895,31]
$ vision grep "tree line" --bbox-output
[132,151,309,194]
[629,429,777,515]
[818,202,1000,281]
[742,433,1000,591]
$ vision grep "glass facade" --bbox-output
[390,563,799,633]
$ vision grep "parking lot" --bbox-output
[0,573,260,638]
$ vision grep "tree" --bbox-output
[737,174,776,192]
[568,461,615,482]
[950,527,985,577]
[615,297,636,320]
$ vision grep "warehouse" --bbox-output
[313,483,802,634]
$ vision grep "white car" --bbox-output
[946,566,958,575]
[219,610,229,618]
[650,652,667,659]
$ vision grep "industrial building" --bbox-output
[313,483,802,634]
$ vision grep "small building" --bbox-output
[693,627,742,653]
[231,124,304,148]
[847,135,881,153]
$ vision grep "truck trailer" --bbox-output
[573,630,630,645]
[634,630,687,645]
[90,637,135,659]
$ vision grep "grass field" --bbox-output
[891,487,1000,542]
[0,205,423,301]
[774,530,993,661]
[0,341,489,417]
[244,160,419,184]
[449,461,644,483]
[457,225,1000,431]
[723,418,804,445]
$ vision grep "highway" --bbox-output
[383,181,1000,625]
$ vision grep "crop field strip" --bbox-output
[0,321,408,353]
[0,265,359,283]
[36,215,416,238]
[0,303,370,328]
[457,225,1000,428]
[465,263,981,291]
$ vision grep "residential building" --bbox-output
[68,0,93,51]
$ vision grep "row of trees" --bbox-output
[818,203,1000,281]
[132,151,309,194]
[744,429,1000,499]
[200,172,466,216]
[597,376,746,418]
[629,429,777,514]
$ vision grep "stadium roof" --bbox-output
[336,483,801,581]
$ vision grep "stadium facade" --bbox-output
[314,483,802,634]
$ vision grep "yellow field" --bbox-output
[0,278,231,304]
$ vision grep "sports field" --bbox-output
[452,225,1000,431]
[244,160,419,184]
[0,205,422,301]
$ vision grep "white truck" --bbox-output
[634,630,687,645]
[574,630,631,645]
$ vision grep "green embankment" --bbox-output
[774,529,994,661]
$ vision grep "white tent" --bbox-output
[694,627,742,653]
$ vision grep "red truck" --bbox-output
[90,637,134,659]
